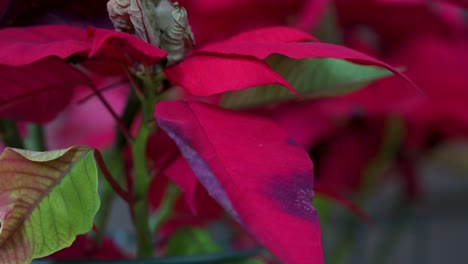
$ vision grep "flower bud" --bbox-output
[107,0,195,65]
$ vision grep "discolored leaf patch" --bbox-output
[0,146,100,264]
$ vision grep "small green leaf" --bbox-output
[0,146,100,264]
[166,228,220,256]
[221,55,393,109]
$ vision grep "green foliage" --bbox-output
[166,227,263,263]
[221,55,393,109]
[0,146,100,264]
[166,228,219,256]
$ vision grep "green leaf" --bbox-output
[0,146,100,264]
[221,55,393,109]
[166,228,220,256]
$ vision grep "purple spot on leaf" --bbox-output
[286,137,300,147]
[294,189,315,216]
[266,171,317,220]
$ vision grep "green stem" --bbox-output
[130,71,164,257]
[131,120,154,257]
[24,124,46,151]
[0,120,24,148]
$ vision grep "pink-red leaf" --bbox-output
[155,100,324,264]
[86,27,167,66]
[165,26,415,96]
[0,25,89,66]
[0,25,166,122]
[198,40,414,86]
[0,58,90,122]
[164,54,297,96]
[0,25,167,67]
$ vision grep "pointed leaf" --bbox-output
[155,100,324,264]
[0,146,100,264]
[0,25,90,66]
[198,39,413,86]
[86,27,167,66]
[0,25,166,67]
[221,55,393,109]
[0,25,166,122]
[164,54,297,96]
[166,26,415,97]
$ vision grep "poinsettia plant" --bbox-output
[0,0,422,263]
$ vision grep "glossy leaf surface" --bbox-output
[155,100,324,264]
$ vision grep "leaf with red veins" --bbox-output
[0,146,100,264]
[0,58,90,123]
[164,54,297,96]
[155,100,324,264]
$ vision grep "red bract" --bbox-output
[0,58,87,122]
[155,100,323,264]
[274,35,468,202]
[335,0,466,55]
[0,25,166,122]
[164,26,415,97]
[176,0,327,45]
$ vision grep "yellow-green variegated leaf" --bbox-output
[0,146,100,264]
[221,55,393,109]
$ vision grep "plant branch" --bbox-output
[130,71,165,257]
[86,81,133,142]
[94,150,132,203]
[92,88,141,246]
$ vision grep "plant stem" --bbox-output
[24,123,46,151]
[130,71,163,257]
[0,120,24,148]
[131,116,155,257]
